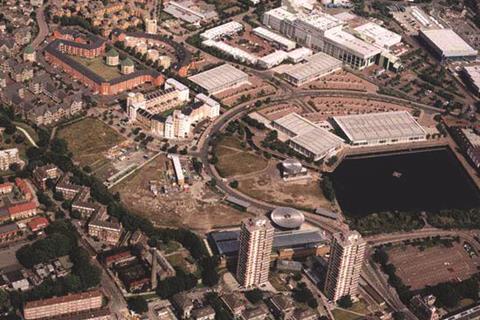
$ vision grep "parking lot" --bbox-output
[388,242,480,290]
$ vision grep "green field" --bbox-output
[332,309,363,320]
[215,136,268,178]
[58,118,124,168]
[332,301,369,320]
[71,55,122,81]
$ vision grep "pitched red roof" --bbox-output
[27,217,49,231]
[8,201,37,216]
[15,178,30,195]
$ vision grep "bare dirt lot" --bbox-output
[112,155,246,232]
[388,243,480,290]
[236,161,331,211]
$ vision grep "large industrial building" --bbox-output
[281,52,342,86]
[188,64,249,94]
[262,7,390,70]
[324,231,366,302]
[333,111,427,147]
[236,217,274,288]
[273,113,344,161]
[419,29,477,62]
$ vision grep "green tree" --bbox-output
[64,274,82,292]
[320,176,335,201]
[51,138,69,155]
[127,296,148,314]
[337,295,353,308]
[392,312,406,320]
[245,289,263,304]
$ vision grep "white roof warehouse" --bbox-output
[419,29,477,61]
[273,113,344,161]
[333,111,427,147]
[188,64,249,94]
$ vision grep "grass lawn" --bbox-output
[58,117,124,167]
[333,301,369,320]
[71,55,123,81]
[166,253,188,271]
[332,309,363,320]
[348,301,369,314]
[215,135,268,178]
[268,273,289,292]
[159,241,182,254]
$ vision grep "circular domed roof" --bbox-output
[282,158,303,175]
[271,207,305,229]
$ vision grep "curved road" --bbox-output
[195,86,452,319]
[197,87,443,232]
[32,5,49,48]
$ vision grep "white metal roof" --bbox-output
[420,29,477,58]
[354,22,402,49]
[325,30,382,59]
[463,65,480,90]
[333,111,427,143]
[253,27,296,50]
[202,40,258,64]
[296,12,343,32]
[284,52,342,81]
[200,21,243,40]
[273,112,318,136]
[290,126,344,157]
[259,50,288,66]
[188,64,249,93]
[287,47,313,61]
[264,7,297,22]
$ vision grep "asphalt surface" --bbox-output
[32,5,48,48]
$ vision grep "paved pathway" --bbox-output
[16,126,38,148]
